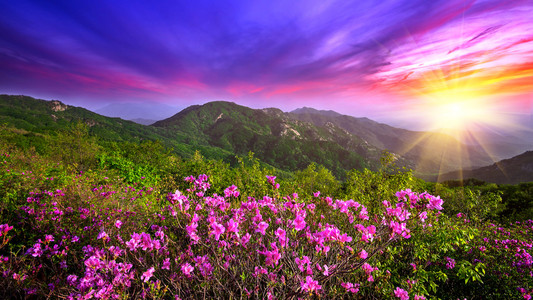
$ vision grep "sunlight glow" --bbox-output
[421,92,499,133]
[389,60,519,178]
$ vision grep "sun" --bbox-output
[421,92,495,134]
[407,66,507,137]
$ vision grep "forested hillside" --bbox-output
[0,112,532,299]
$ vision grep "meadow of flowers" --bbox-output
[0,141,532,299]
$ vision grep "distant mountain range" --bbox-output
[438,151,533,185]
[288,107,497,176]
[95,102,181,124]
[1,94,532,183]
[129,118,157,125]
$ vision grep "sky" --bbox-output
[0,0,532,131]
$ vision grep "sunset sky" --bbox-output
[0,0,532,131]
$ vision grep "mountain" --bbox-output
[460,128,533,160]
[438,151,533,184]
[291,107,342,118]
[0,94,231,160]
[152,101,393,177]
[5,94,524,182]
[0,95,385,178]
[289,107,496,176]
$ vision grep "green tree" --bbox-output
[293,163,340,197]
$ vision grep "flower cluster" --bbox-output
[2,162,531,300]
[156,174,445,298]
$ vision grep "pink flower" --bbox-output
[386,206,411,221]
[181,263,194,276]
[66,275,78,286]
[227,219,239,234]
[162,258,171,270]
[141,267,155,282]
[252,213,263,223]
[84,256,102,269]
[427,196,443,210]
[358,206,369,220]
[445,257,455,269]
[295,256,311,272]
[224,185,240,198]
[356,224,376,242]
[140,232,154,251]
[339,233,352,243]
[241,233,251,247]
[394,287,409,300]
[259,243,281,267]
[293,215,306,231]
[97,231,108,240]
[254,266,268,276]
[44,235,54,243]
[275,228,288,246]
[0,224,13,236]
[256,221,269,235]
[301,276,321,293]
[28,243,43,257]
[186,223,200,243]
[322,264,330,276]
[390,221,411,239]
[414,295,426,300]
[115,220,123,229]
[210,222,225,240]
[359,249,368,259]
[126,233,141,251]
[341,282,359,293]
[361,262,378,281]
[266,175,276,185]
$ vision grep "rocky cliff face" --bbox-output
[49,100,68,112]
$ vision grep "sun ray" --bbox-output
[378,43,529,178]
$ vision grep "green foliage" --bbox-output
[496,183,533,222]
[45,122,101,172]
[436,180,532,222]
[293,163,340,197]
[341,151,419,214]
[1,97,533,299]
[97,152,160,186]
[435,184,503,222]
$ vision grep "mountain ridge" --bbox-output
[438,151,533,185]
[3,94,531,182]
[291,106,532,162]
[0,94,234,161]
[152,101,386,177]
[0,95,382,178]
[287,106,496,176]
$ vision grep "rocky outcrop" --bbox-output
[50,100,68,112]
